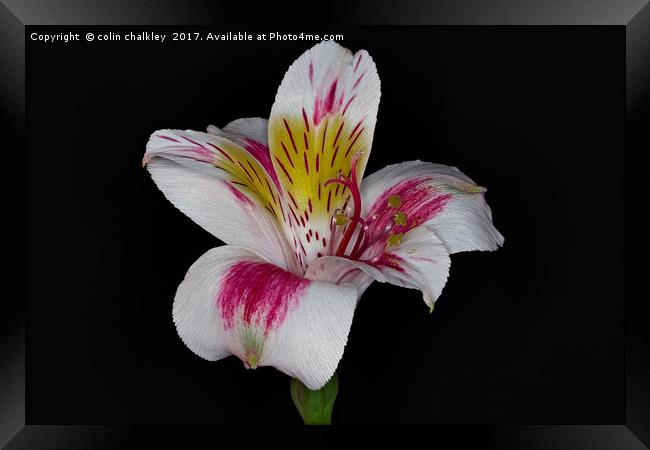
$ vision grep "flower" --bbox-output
[143,41,503,390]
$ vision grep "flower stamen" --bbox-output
[394,211,407,226]
[334,211,348,226]
[388,195,402,208]
[329,210,342,255]
[350,218,369,258]
[387,232,404,247]
[325,152,364,257]
[359,221,393,255]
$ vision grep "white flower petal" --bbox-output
[360,160,504,254]
[173,245,359,390]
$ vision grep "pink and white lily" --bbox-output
[143,41,503,390]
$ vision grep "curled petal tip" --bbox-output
[423,294,435,313]
[141,153,152,168]
[455,181,487,194]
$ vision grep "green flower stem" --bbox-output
[290,373,339,425]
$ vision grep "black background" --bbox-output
[27,26,624,424]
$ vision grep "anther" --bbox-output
[388,195,402,208]
[394,211,407,226]
[387,232,404,247]
[335,212,348,226]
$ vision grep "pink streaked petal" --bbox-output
[307,227,451,310]
[361,160,504,255]
[218,260,309,335]
[173,245,359,390]
[361,176,452,259]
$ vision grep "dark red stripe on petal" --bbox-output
[289,206,300,226]
[353,71,365,90]
[302,108,310,133]
[274,156,293,184]
[247,160,263,184]
[349,119,363,140]
[265,178,277,205]
[288,191,299,210]
[342,95,357,116]
[354,53,363,72]
[344,127,364,158]
[283,118,298,154]
[158,135,180,143]
[207,143,235,163]
[320,119,329,155]
[333,121,345,148]
[303,151,310,174]
[181,135,206,148]
[238,161,255,182]
[330,145,340,168]
[281,142,294,168]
